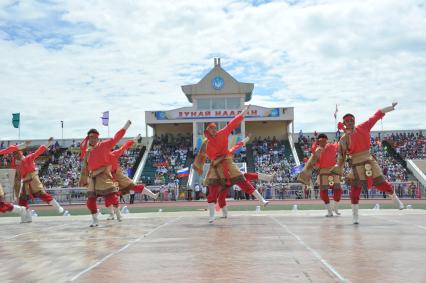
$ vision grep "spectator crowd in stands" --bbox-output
[384,131,425,159]
[252,137,297,183]
[142,134,193,186]
[38,141,142,188]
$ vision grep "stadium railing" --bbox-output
[22,181,422,205]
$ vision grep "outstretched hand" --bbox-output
[47,137,54,147]
[241,104,251,116]
[17,140,32,150]
[241,136,250,145]
[381,102,398,114]
[123,120,132,130]
[133,134,142,143]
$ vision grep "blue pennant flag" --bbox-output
[101,111,109,126]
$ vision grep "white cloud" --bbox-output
[0,0,425,141]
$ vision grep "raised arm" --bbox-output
[27,145,47,161]
[112,139,135,157]
[0,140,31,155]
[222,105,250,136]
[359,103,397,131]
[103,120,131,149]
[0,145,18,155]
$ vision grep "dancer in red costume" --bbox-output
[298,134,342,217]
[0,143,28,221]
[13,138,65,223]
[192,105,269,223]
[79,121,131,227]
[331,103,404,224]
[106,134,159,220]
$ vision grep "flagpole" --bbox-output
[334,104,338,140]
[61,121,64,146]
[335,104,337,130]
[18,125,20,141]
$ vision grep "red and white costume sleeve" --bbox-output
[110,140,134,173]
[0,145,19,156]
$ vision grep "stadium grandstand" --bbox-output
[0,60,425,205]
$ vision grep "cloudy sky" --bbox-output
[0,0,425,140]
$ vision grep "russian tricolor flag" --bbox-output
[176,167,189,178]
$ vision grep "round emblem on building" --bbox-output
[211,76,224,90]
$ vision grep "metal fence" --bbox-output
[254,181,421,200]
[18,181,421,205]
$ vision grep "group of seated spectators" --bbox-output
[384,131,425,159]
[370,137,408,182]
[39,142,142,188]
[145,134,193,185]
[252,137,297,183]
[40,150,81,188]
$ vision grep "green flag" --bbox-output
[12,113,20,128]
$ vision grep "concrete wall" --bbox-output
[413,160,426,173]
[293,129,425,141]
[153,123,193,137]
[0,137,149,147]
[245,121,288,141]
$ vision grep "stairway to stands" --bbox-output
[141,158,157,185]
[283,140,295,161]
[294,142,305,161]
[383,140,417,181]
[245,143,255,172]
[130,146,146,179]
[141,138,193,185]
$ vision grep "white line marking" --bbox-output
[271,216,349,283]
[5,223,70,240]
[6,232,32,239]
[68,217,182,282]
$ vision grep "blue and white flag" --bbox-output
[290,164,304,176]
[101,111,109,126]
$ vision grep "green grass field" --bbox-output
[1,203,425,217]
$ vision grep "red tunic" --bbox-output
[110,140,134,172]
[18,145,47,177]
[316,143,338,169]
[205,114,243,161]
[348,110,385,154]
[87,128,126,171]
[0,145,18,156]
